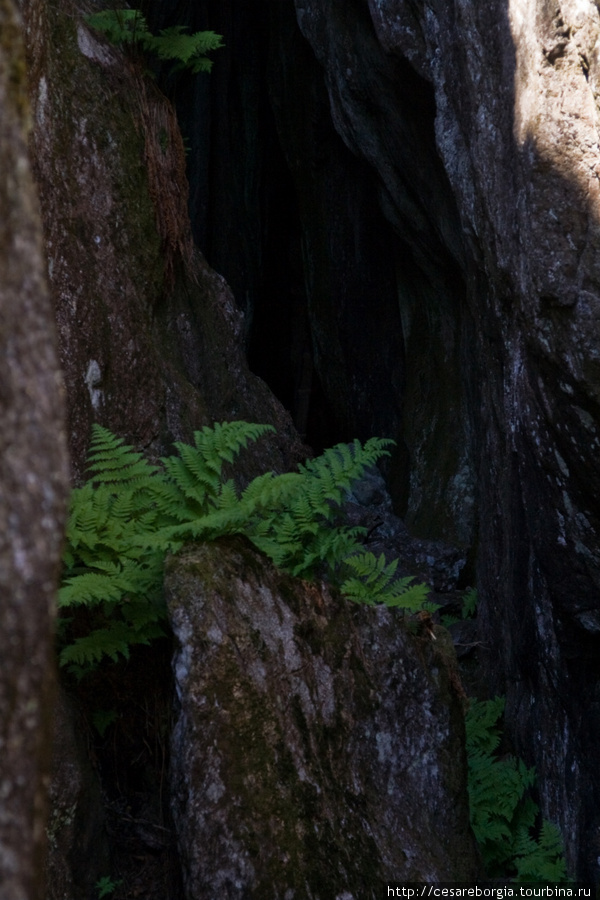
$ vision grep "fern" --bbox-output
[58,426,168,675]
[142,27,224,74]
[340,551,435,611]
[244,438,395,579]
[85,9,224,74]
[59,424,431,674]
[466,698,568,881]
[85,8,147,46]
[462,587,478,618]
[513,819,568,882]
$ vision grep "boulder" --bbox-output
[165,537,479,897]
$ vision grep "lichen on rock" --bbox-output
[166,537,479,897]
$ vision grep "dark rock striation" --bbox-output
[45,690,110,900]
[166,537,479,897]
[290,0,600,879]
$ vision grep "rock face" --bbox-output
[24,0,306,479]
[21,0,600,884]
[290,0,600,879]
[166,537,479,897]
[45,690,110,900]
[21,0,306,893]
[0,2,69,896]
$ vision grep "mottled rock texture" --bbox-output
[24,0,305,479]
[166,537,479,897]
[292,0,600,879]
[271,1,474,543]
[0,1,69,896]
[21,1,306,893]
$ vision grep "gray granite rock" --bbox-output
[166,537,479,898]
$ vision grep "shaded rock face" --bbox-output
[163,3,474,544]
[0,2,69,894]
[24,0,306,479]
[290,0,600,879]
[166,537,479,897]
[45,690,110,900]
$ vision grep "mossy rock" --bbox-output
[166,537,479,897]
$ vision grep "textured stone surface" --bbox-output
[166,537,479,897]
[292,0,600,878]
[21,1,306,893]
[274,0,475,546]
[0,1,69,895]
[45,690,110,900]
[24,0,306,479]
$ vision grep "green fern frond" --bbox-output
[193,420,274,467]
[59,618,165,672]
[59,422,430,674]
[85,9,148,46]
[462,587,478,618]
[299,437,393,506]
[466,696,506,755]
[513,820,568,882]
[465,698,568,880]
[58,571,127,607]
[160,422,275,512]
[86,425,159,483]
[143,27,224,73]
[85,10,223,75]
[160,451,218,510]
[340,551,432,612]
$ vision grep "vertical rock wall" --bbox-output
[291,0,600,878]
[24,0,305,479]
[0,0,69,895]
[20,1,305,893]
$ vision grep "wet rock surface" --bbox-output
[166,537,479,898]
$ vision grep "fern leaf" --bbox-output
[58,571,131,608]
[85,9,149,46]
[340,551,430,612]
[145,27,224,65]
[514,819,568,882]
[85,10,223,76]
[194,420,274,467]
[59,619,165,671]
[466,697,506,755]
[464,698,569,880]
[59,423,426,678]
[86,425,158,483]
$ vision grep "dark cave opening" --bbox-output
[244,126,342,452]
[156,0,473,554]
[157,0,404,454]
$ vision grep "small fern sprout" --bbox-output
[85,9,224,75]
